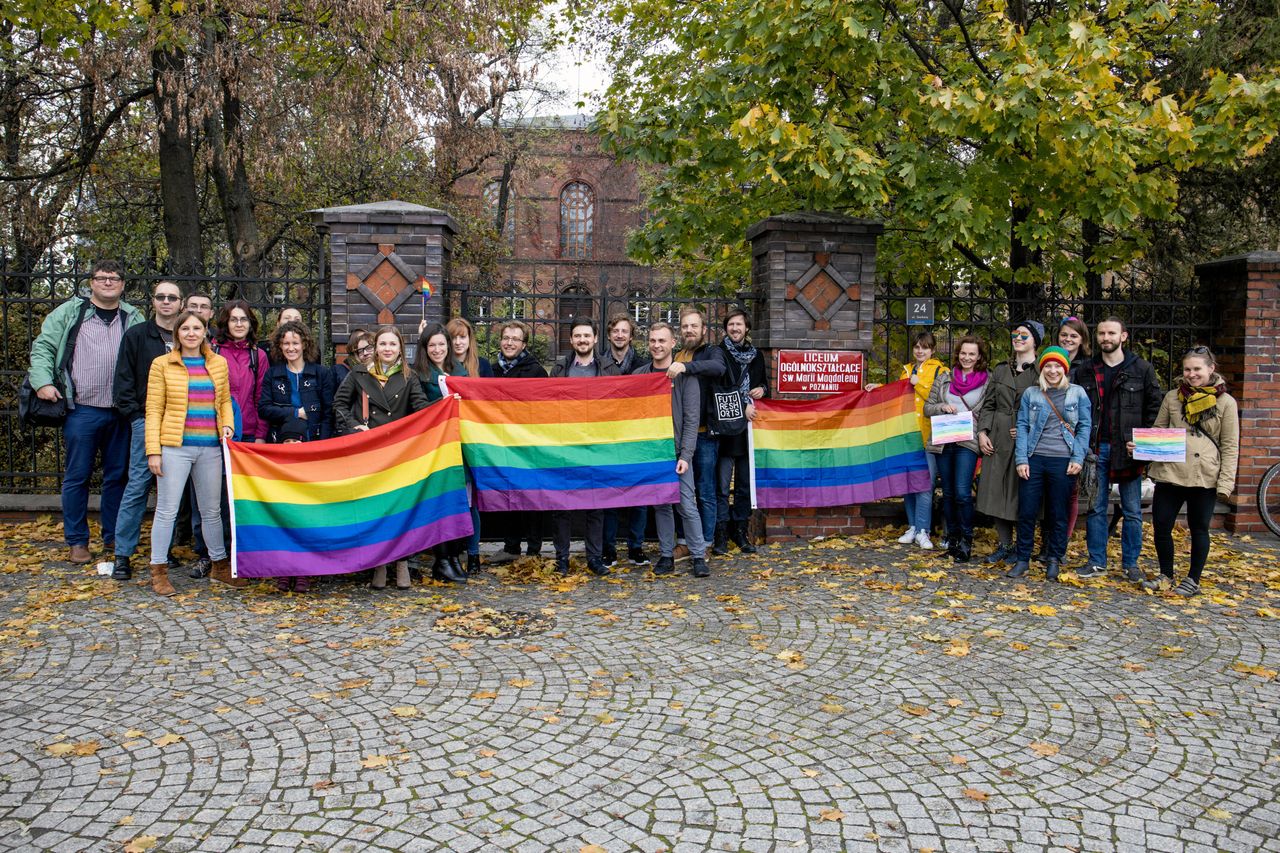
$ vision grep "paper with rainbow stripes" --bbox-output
[226,397,472,577]
[450,374,680,512]
[750,381,932,508]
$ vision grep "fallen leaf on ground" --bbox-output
[1230,662,1277,680]
[1029,741,1059,757]
[820,703,845,714]
[1028,604,1057,617]
[899,702,930,717]
[819,808,845,821]
[471,690,498,699]
[123,836,159,853]
[962,787,990,802]
[1206,807,1233,820]
[390,706,419,718]
[152,733,183,747]
[360,754,390,769]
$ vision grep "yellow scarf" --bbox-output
[368,358,401,386]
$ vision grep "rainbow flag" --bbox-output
[750,380,931,508]
[418,275,434,299]
[450,374,680,512]
[226,397,472,577]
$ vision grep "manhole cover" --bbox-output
[432,608,554,639]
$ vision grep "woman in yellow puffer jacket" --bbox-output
[895,332,946,548]
[144,311,235,597]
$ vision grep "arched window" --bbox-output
[558,283,593,355]
[559,181,594,259]
[483,179,515,242]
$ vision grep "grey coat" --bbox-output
[633,362,700,464]
[975,360,1039,521]
[922,369,988,455]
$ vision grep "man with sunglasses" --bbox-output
[1073,316,1163,582]
[28,261,144,563]
[110,281,185,579]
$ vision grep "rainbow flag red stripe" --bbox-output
[451,374,680,512]
[226,397,472,577]
[750,381,931,508]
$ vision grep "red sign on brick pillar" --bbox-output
[747,212,884,542]
[1199,251,1280,532]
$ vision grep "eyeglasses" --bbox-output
[154,294,181,302]
[228,316,251,323]
[500,335,525,343]
[355,345,374,355]
[93,275,123,283]
[1011,332,1032,340]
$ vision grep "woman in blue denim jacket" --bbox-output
[1008,346,1092,582]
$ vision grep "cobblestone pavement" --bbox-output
[1,517,1279,853]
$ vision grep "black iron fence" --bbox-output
[446,262,755,366]
[1,252,325,493]
[871,270,1215,388]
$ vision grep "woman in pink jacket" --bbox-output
[213,300,270,443]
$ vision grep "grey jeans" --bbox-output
[150,444,227,564]
[654,465,706,558]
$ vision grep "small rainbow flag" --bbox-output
[750,380,931,508]
[418,275,434,299]
[450,374,680,512]
[226,397,472,577]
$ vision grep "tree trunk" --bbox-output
[151,45,204,275]
[1082,218,1103,323]
[204,17,261,279]
[1006,201,1036,315]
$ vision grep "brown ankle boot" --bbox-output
[150,563,176,597]
[210,558,247,589]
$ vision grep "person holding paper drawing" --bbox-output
[893,331,946,550]
[1008,347,1092,582]
[924,336,990,563]
[1140,347,1238,597]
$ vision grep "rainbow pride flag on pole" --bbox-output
[226,397,472,577]
[750,380,931,509]
[450,374,680,512]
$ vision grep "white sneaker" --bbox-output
[915,531,934,550]
[897,527,918,544]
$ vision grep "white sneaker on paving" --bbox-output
[915,531,933,550]
[897,527,917,544]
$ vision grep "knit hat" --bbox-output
[280,417,308,443]
[1038,346,1071,373]
[1016,319,1045,348]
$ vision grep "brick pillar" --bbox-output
[1199,251,1280,532]
[746,212,884,542]
[312,201,457,362]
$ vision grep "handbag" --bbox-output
[19,375,68,427]
[706,359,747,436]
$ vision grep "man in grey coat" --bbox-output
[634,322,709,577]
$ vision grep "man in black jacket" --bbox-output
[489,321,549,564]
[1073,317,1163,582]
[666,306,727,575]
[715,307,766,556]
[599,313,647,565]
[110,280,184,579]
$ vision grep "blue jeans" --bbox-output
[693,433,719,545]
[937,445,979,542]
[113,418,153,558]
[61,404,129,547]
[1086,443,1143,568]
[603,506,648,551]
[904,450,937,532]
[1016,455,1074,562]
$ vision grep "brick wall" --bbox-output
[747,212,884,541]
[312,201,456,361]
[1201,251,1280,532]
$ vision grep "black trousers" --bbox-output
[553,510,603,560]
[1151,483,1216,582]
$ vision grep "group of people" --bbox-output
[888,317,1238,595]
[29,263,767,596]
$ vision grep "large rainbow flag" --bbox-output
[750,380,931,509]
[226,397,472,577]
[450,374,680,512]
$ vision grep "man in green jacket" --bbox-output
[28,261,144,563]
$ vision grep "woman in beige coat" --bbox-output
[1140,346,1238,597]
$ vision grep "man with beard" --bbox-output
[664,306,727,576]
[599,313,648,565]
[488,321,549,564]
[1073,317,1162,582]
[549,319,608,576]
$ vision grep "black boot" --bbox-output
[728,520,757,554]
[111,555,132,581]
[1046,559,1061,582]
[466,553,480,576]
[953,538,972,564]
[1005,560,1029,578]
[712,523,730,556]
[445,555,468,584]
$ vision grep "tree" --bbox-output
[588,0,1280,303]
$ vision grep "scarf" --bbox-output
[723,337,758,402]
[368,358,401,386]
[497,351,520,373]
[949,368,987,396]
[1179,377,1224,426]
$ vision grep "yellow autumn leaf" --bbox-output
[123,836,159,853]
[819,703,845,714]
[950,754,968,765]
[213,707,232,714]
[1230,662,1277,680]
[819,808,845,821]
[946,698,963,708]
[1029,741,1060,757]
[244,697,265,705]
[477,748,498,757]
[1028,604,1057,617]
[944,639,970,657]
[124,729,145,738]
[801,768,820,778]
[542,714,561,723]
[390,706,419,718]
[1206,807,1233,820]
[899,702,930,717]
[1010,641,1030,651]
[508,678,534,688]
[339,678,371,690]
[962,787,989,801]
[595,712,616,725]
[360,754,390,769]
[44,742,76,757]
[472,690,498,699]
[581,845,609,853]
[152,733,183,747]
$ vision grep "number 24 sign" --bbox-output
[906,297,934,326]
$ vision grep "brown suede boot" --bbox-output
[210,558,247,589]
[150,563,176,597]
